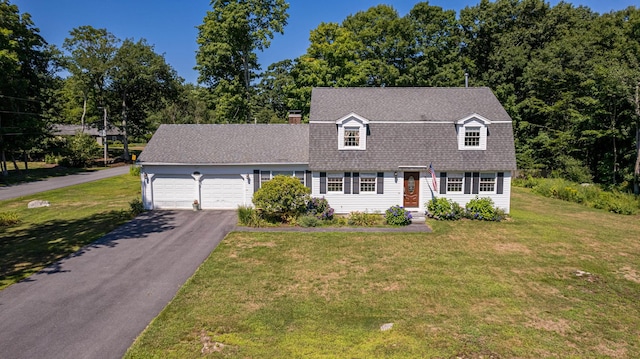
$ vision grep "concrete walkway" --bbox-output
[0,166,130,201]
[0,210,237,359]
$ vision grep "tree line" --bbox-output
[1,0,639,192]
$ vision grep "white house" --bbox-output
[137,87,517,213]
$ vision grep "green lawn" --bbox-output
[0,174,141,289]
[125,187,640,358]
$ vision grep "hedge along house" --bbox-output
[138,87,516,213]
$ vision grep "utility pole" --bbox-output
[103,106,108,167]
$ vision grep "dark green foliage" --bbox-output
[65,132,101,167]
[306,197,334,220]
[347,211,380,226]
[237,205,266,227]
[465,197,506,221]
[129,198,145,216]
[129,165,141,177]
[0,211,20,227]
[384,205,413,226]
[252,175,310,222]
[426,197,464,220]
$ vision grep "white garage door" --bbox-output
[152,175,195,209]
[201,175,245,209]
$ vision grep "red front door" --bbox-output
[403,172,420,208]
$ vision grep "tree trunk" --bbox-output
[103,106,108,167]
[635,82,640,195]
[1,150,8,177]
[23,151,28,171]
[10,153,21,175]
[121,96,130,160]
[81,92,88,132]
[242,51,251,124]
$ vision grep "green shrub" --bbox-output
[465,196,506,221]
[298,215,320,227]
[306,197,334,220]
[129,165,141,176]
[347,211,380,226]
[129,198,145,216]
[45,153,63,164]
[252,175,311,222]
[0,211,20,227]
[385,205,412,226]
[237,206,267,227]
[426,197,464,220]
[66,131,101,167]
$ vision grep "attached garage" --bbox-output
[151,175,196,209]
[200,175,246,209]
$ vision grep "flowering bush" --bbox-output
[385,205,412,226]
[465,196,506,221]
[306,197,334,220]
[426,197,464,220]
[252,175,311,222]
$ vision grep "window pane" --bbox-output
[295,171,305,185]
[465,126,480,147]
[447,174,463,192]
[327,177,343,192]
[360,177,376,192]
[479,173,495,192]
[260,171,271,182]
[344,127,360,147]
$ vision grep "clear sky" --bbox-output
[11,0,639,84]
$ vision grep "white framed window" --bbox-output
[272,171,293,177]
[327,173,343,192]
[260,171,305,186]
[447,173,463,193]
[479,173,496,192]
[344,127,360,147]
[294,171,305,185]
[260,171,271,183]
[360,173,376,192]
[336,113,368,150]
[457,114,490,150]
[464,127,481,147]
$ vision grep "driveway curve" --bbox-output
[0,210,236,359]
[0,165,130,201]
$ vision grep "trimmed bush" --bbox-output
[129,165,141,176]
[252,175,311,222]
[426,197,464,220]
[385,205,412,226]
[465,196,506,221]
[129,198,145,216]
[306,197,334,220]
[0,211,20,227]
[298,215,320,227]
[347,211,380,226]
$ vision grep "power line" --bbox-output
[0,94,40,103]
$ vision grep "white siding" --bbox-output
[423,171,513,213]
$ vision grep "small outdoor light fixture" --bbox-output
[394,171,398,181]
[143,172,148,183]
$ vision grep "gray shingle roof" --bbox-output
[308,87,516,171]
[309,87,513,122]
[138,124,309,164]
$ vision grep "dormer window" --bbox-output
[464,127,481,147]
[344,127,360,147]
[336,112,369,150]
[457,114,491,151]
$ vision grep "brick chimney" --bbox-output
[288,110,302,124]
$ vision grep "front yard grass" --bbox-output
[0,174,140,289]
[125,187,640,358]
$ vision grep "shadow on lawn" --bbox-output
[0,210,176,287]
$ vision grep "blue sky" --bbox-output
[12,0,639,84]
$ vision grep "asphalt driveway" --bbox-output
[0,165,130,201]
[0,210,236,359]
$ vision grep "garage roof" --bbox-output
[138,124,309,164]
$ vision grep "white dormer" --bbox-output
[336,113,369,150]
[456,113,491,150]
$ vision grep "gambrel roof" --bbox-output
[308,87,516,172]
[138,124,309,164]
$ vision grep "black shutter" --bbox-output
[305,170,312,191]
[353,172,359,194]
[472,172,480,194]
[464,172,472,194]
[344,172,351,194]
[253,169,260,192]
[497,172,504,194]
[320,172,327,194]
[377,172,384,194]
[439,172,447,195]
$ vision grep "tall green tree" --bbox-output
[196,0,289,123]
[110,38,180,159]
[0,0,54,175]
